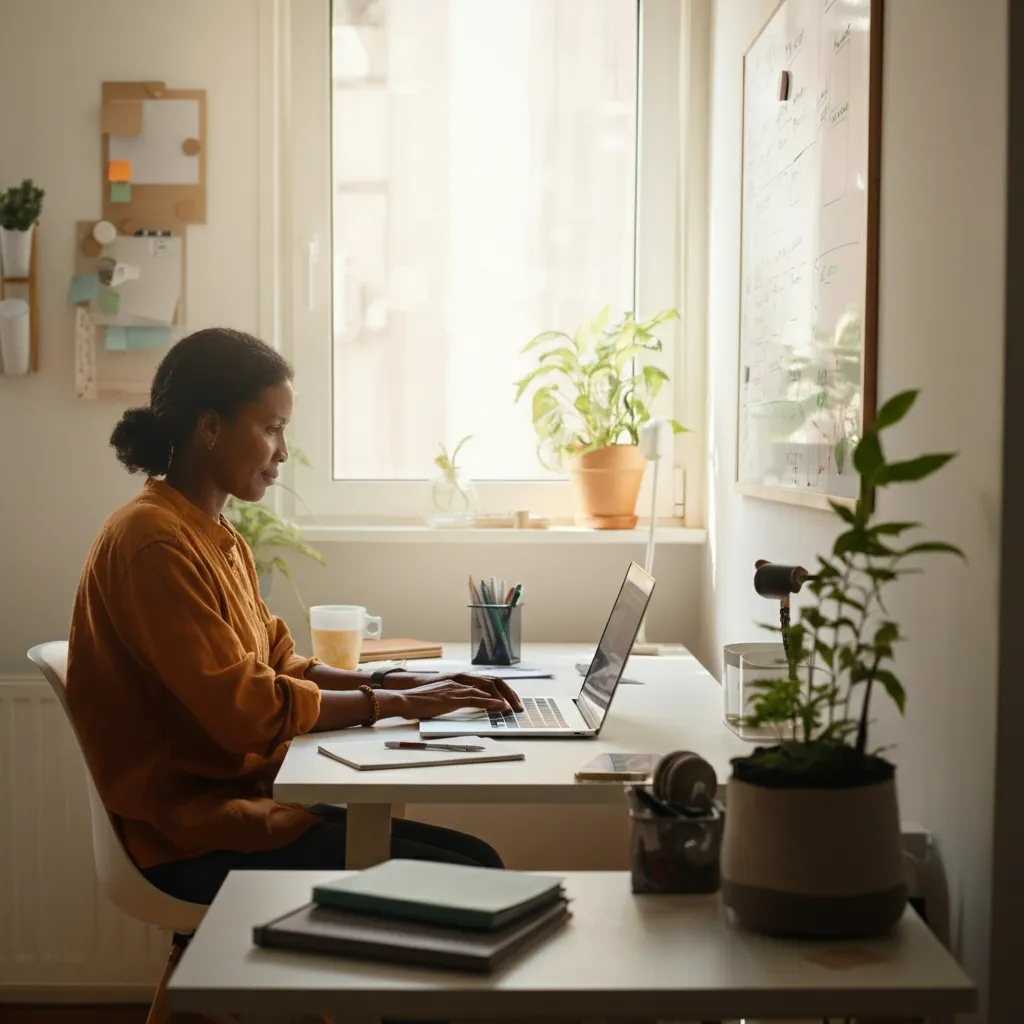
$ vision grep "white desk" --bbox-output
[275,644,752,867]
[168,870,976,1022]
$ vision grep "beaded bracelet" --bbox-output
[358,684,381,726]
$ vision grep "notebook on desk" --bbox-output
[317,736,524,771]
[360,638,443,662]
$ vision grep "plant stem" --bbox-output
[855,652,881,755]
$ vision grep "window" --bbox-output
[280,0,686,523]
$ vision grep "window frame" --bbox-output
[269,0,694,526]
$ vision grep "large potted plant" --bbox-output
[0,179,44,278]
[515,307,686,529]
[721,389,963,938]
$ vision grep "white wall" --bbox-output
[703,0,1006,1015]
[0,0,702,675]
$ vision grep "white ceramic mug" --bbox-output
[309,605,383,671]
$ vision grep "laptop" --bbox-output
[419,562,655,739]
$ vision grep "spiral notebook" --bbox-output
[317,736,525,771]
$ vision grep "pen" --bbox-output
[385,741,486,752]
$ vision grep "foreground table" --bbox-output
[275,644,752,867]
[168,870,976,1022]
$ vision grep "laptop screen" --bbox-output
[576,562,655,732]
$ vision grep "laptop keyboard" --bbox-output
[489,696,569,730]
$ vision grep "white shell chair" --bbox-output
[27,642,210,1024]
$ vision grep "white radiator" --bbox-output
[0,677,166,999]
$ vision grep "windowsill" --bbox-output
[296,522,707,545]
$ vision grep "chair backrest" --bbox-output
[27,642,206,933]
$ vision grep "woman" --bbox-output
[67,327,521,908]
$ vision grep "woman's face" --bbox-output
[205,381,295,502]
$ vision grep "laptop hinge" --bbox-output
[574,696,600,731]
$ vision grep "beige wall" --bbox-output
[703,0,1007,1015]
[0,0,701,674]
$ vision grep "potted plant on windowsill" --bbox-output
[514,306,687,529]
[721,389,964,938]
[0,179,44,278]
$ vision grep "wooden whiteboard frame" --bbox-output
[734,0,883,512]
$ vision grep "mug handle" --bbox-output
[364,615,383,640]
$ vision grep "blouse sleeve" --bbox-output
[116,540,321,755]
[266,612,321,679]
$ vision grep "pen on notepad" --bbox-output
[385,741,486,752]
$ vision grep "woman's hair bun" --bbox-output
[109,406,173,476]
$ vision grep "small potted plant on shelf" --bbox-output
[427,434,477,527]
[0,179,44,278]
[224,446,324,613]
[721,389,964,938]
[514,306,687,529]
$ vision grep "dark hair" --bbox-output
[110,328,293,476]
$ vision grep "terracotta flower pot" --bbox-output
[567,444,646,529]
[721,775,907,938]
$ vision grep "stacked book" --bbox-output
[253,859,570,973]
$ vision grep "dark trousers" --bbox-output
[142,804,504,908]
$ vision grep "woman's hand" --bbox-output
[377,678,515,721]
[386,671,523,712]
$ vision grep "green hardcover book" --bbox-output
[312,859,565,932]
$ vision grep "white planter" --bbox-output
[0,227,34,278]
[258,572,274,599]
[0,298,30,376]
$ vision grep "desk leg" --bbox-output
[345,802,393,868]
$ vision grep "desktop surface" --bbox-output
[274,644,752,807]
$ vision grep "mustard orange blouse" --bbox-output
[67,479,322,869]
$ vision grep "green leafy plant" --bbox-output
[0,179,44,231]
[514,306,688,469]
[430,434,474,513]
[740,390,964,781]
[224,445,324,614]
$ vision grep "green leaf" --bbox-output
[875,621,900,646]
[874,669,906,713]
[667,418,690,434]
[853,431,884,481]
[514,364,562,402]
[872,521,922,535]
[637,308,679,331]
[539,346,581,372]
[522,330,572,354]
[871,390,918,431]
[641,364,669,398]
[875,453,956,485]
[899,540,966,558]
[814,640,835,668]
[829,500,858,524]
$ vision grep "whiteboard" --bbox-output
[736,0,881,509]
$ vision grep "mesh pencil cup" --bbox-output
[469,603,522,666]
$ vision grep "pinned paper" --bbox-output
[99,289,121,316]
[105,326,128,351]
[103,325,173,352]
[68,274,100,305]
[110,182,131,203]
[124,325,172,349]
[97,256,141,288]
[108,160,132,182]
[102,101,142,136]
[109,99,201,185]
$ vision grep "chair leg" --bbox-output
[146,941,184,1024]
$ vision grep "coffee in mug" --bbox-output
[309,605,383,671]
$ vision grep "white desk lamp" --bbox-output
[631,418,674,656]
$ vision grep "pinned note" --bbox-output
[127,326,172,349]
[68,274,100,305]
[104,326,128,351]
[110,182,131,203]
[108,160,132,182]
[99,289,121,316]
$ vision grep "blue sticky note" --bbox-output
[125,326,173,349]
[104,326,128,351]
[68,274,99,305]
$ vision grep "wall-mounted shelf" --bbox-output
[0,223,40,374]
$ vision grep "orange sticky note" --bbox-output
[108,160,131,183]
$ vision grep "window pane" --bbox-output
[331,0,639,481]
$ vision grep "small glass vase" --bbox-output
[426,469,477,527]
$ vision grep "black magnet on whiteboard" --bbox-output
[778,70,791,101]
[744,365,750,383]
